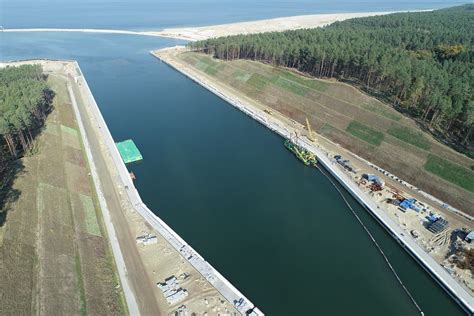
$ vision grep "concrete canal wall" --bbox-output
[152,50,474,315]
[72,62,263,316]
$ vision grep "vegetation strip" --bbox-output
[387,127,431,150]
[346,121,384,146]
[424,154,474,193]
[79,193,102,236]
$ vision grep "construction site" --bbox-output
[175,51,474,217]
[334,151,474,294]
[287,114,473,295]
[153,46,474,314]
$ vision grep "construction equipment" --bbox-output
[305,117,316,142]
[284,132,317,167]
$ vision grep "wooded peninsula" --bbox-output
[190,5,474,155]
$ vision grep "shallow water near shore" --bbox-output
[0,2,469,314]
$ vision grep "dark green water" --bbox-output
[0,32,465,315]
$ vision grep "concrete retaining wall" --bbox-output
[73,62,262,315]
[153,52,473,315]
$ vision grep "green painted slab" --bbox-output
[116,139,143,164]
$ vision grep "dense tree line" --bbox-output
[0,64,53,171]
[190,5,474,150]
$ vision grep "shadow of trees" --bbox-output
[0,89,55,228]
[0,160,25,227]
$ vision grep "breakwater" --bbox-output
[2,28,162,37]
[152,49,474,315]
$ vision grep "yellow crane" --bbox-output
[305,117,316,142]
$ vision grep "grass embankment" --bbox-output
[179,52,474,214]
[387,127,431,150]
[347,121,384,146]
[424,155,474,193]
[0,74,125,315]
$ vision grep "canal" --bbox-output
[0,31,465,315]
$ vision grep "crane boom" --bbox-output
[306,117,315,142]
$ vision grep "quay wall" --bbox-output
[152,51,474,315]
[72,62,263,316]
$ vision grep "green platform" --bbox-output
[116,139,143,164]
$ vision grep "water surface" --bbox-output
[1,30,465,316]
[0,1,468,314]
[0,0,467,29]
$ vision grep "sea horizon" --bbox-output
[0,0,468,30]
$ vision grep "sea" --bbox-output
[0,1,469,315]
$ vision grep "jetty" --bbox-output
[152,48,474,315]
[116,139,143,164]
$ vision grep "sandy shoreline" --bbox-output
[3,10,429,41]
[149,11,420,41]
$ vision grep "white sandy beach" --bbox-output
[149,11,407,41]
[3,11,428,41]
